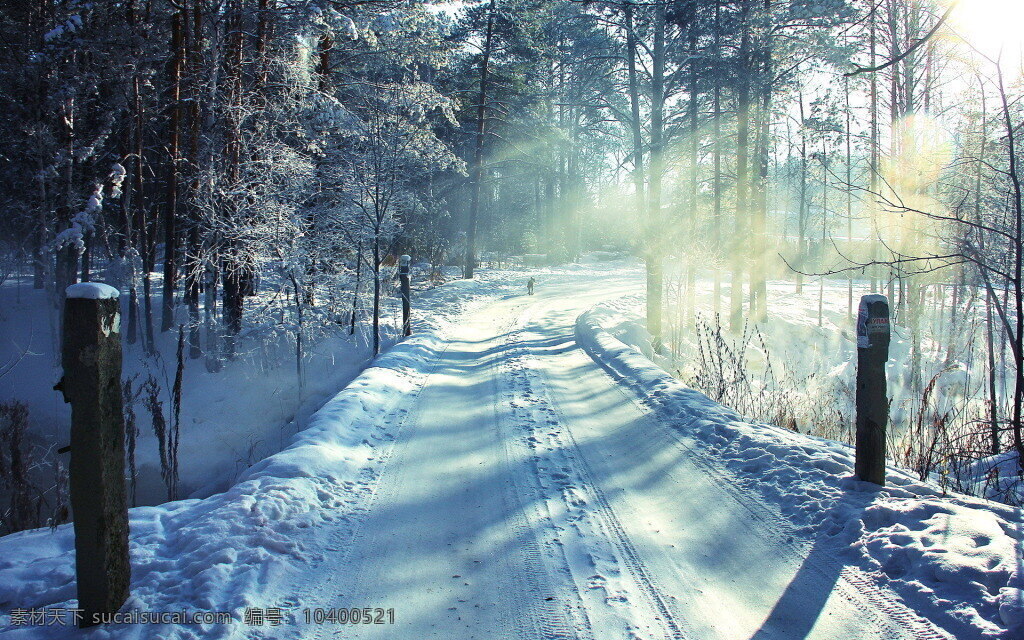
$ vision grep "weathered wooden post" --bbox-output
[399,254,412,337]
[855,294,891,486]
[56,282,130,627]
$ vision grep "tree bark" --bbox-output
[133,69,156,355]
[647,1,666,352]
[797,91,807,294]
[869,2,879,292]
[350,241,362,336]
[731,0,752,333]
[685,11,699,327]
[184,0,203,358]
[464,0,495,279]
[712,0,723,315]
[625,2,645,219]
[162,10,185,333]
[220,0,245,359]
[996,64,1024,463]
[846,75,854,320]
[751,5,771,323]
[372,238,381,355]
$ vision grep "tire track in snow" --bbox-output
[499,315,689,640]
[484,305,589,640]
[649,410,952,640]
[491,420,592,640]
[582,329,954,640]
[839,568,954,640]
[298,304,585,640]
[292,341,447,640]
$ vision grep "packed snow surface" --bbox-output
[0,259,1020,640]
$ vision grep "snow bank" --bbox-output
[0,315,451,639]
[0,262,575,638]
[575,302,1024,639]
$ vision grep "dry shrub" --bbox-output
[0,400,68,535]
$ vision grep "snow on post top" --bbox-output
[66,283,120,300]
[860,293,887,306]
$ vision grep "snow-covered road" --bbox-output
[6,264,1000,639]
[265,276,950,640]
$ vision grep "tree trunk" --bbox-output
[869,2,879,292]
[818,140,827,328]
[350,241,362,335]
[624,2,645,221]
[185,0,203,359]
[987,287,1000,454]
[185,227,201,358]
[372,238,381,356]
[797,91,807,294]
[464,0,495,279]
[731,0,752,333]
[685,14,699,327]
[647,1,666,352]
[203,253,220,373]
[845,75,854,321]
[162,10,185,333]
[751,14,771,323]
[712,0,723,315]
[56,84,78,312]
[220,0,245,359]
[996,64,1024,464]
[221,248,245,360]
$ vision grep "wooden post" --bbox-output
[855,294,890,486]
[399,255,412,337]
[57,282,130,627]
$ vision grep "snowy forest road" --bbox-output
[271,274,950,640]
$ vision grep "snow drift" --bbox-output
[575,301,1024,639]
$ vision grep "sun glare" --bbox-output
[952,0,1024,58]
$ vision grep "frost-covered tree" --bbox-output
[336,82,461,355]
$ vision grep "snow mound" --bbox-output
[575,301,1024,640]
[65,282,119,299]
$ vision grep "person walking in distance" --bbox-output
[527,277,536,295]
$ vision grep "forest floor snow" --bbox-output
[0,263,537,505]
[0,259,1020,639]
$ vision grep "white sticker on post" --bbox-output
[857,294,888,348]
